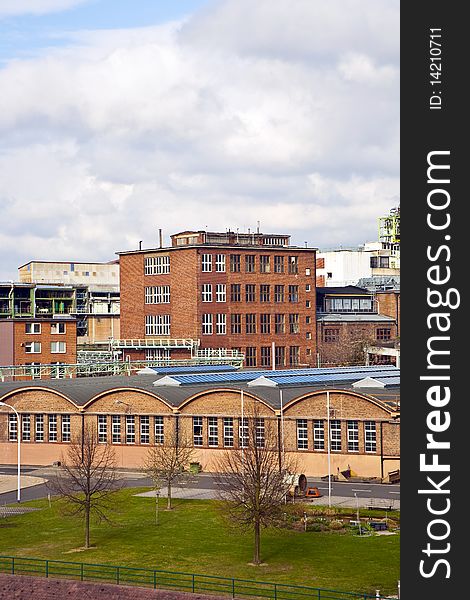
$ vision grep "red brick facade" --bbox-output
[119,242,317,368]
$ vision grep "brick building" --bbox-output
[0,317,77,379]
[0,365,400,479]
[118,230,317,368]
[316,286,398,366]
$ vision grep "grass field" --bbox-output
[0,487,399,596]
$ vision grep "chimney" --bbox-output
[139,240,142,250]
[159,229,163,248]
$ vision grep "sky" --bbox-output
[0,0,399,280]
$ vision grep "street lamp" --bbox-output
[0,401,21,502]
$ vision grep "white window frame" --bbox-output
[239,417,248,448]
[25,323,41,334]
[215,254,226,272]
[208,417,218,447]
[126,415,135,444]
[202,254,212,272]
[216,313,226,335]
[98,415,107,443]
[347,420,359,452]
[314,420,325,450]
[223,417,234,447]
[145,286,171,304]
[51,322,66,334]
[297,419,308,450]
[112,415,121,444]
[255,418,265,448]
[330,420,341,452]
[51,341,66,354]
[365,421,377,453]
[8,414,17,442]
[193,416,203,446]
[48,414,58,442]
[202,314,213,335]
[145,256,170,275]
[22,414,31,442]
[215,284,226,303]
[35,414,44,443]
[145,315,171,336]
[62,415,71,442]
[140,415,150,444]
[202,284,212,303]
[25,342,41,353]
[155,416,164,444]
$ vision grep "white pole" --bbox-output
[326,391,331,507]
[280,389,285,455]
[272,342,275,371]
[241,388,244,462]
[0,402,21,502]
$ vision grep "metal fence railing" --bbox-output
[0,556,390,600]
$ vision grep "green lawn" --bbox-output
[0,488,399,596]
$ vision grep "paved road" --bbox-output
[0,466,400,508]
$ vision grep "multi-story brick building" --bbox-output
[118,230,317,368]
[0,317,77,379]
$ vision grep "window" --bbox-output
[8,414,17,442]
[145,256,170,275]
[202,254,212,272]
[245,284,256,302]
[289,314,299,334]
[376,328,392,341]
[202,314,213,335]
[35,414,44,442]
[330,420,341,451]
[239,417,248,448]
[98,415,107,443]
[216,284,226,302]
[215,254,226,272]
[347,421,359,452]
[246,347,257,367]
[275,346,286,367]
[256,418,265,448]
[145,286,170,304]
[25,323,41,334]
[297,419,308,449]
[140,416,150,444]
[48,415,58,442]
[202,284,212,302]
[261,346,271,367]
[245,255,255,273]
[305,268,311,276]
[274,285,284,303]
[112,415,121,444]
[323,328,340,343]
[25,342,41,353]
[126,415,135,444]
[51,323,66,334]
[275,314,285,334]
[306,300,311,309]
[260,284,270,302]
[306,315,311,324]
[155,416,164,444]
[370,256,389,269]
[365,422,377,452]
[260,314,271,334]
[289,346,300,366]
[50,363,66,379]
[193,417,203,446]
[274,256,284,273]
[223,417,234,447]
[230,254,241,272]
[314,420,325,450]
[260,255,270,273]
[288,256,299,274]
[306,332,312,340]
[306,284,311,292]
[51,341,66,353]
[26,363,41,380]
[231,314,241,334]
[245,314,256,334]
[216,314,226,335]
[62,415,71,442]
[22,414,31,442]
[208,417,218,447]
[288,285,299,303]
[145,315,171,335]
[231,284,241,302]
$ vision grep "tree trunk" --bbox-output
[253,519,261,565]
[167,482,172,510]
[85,501,90,548]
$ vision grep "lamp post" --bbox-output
[355,492,361,536]
[0,402,21,502]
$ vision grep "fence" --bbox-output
[0,556,388,600]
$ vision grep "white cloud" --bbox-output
[0,0,399,279]
[0,0,90,18]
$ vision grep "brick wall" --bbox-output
[376,291,400,335]
[13,320,77,367]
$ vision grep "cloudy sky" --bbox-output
[0,0,399,280]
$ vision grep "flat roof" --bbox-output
[117,244,317,256]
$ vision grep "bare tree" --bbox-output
[47,425,121,549]
[143,421,196,510]
[214,410,297,565]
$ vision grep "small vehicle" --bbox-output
[305,486,322,498]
